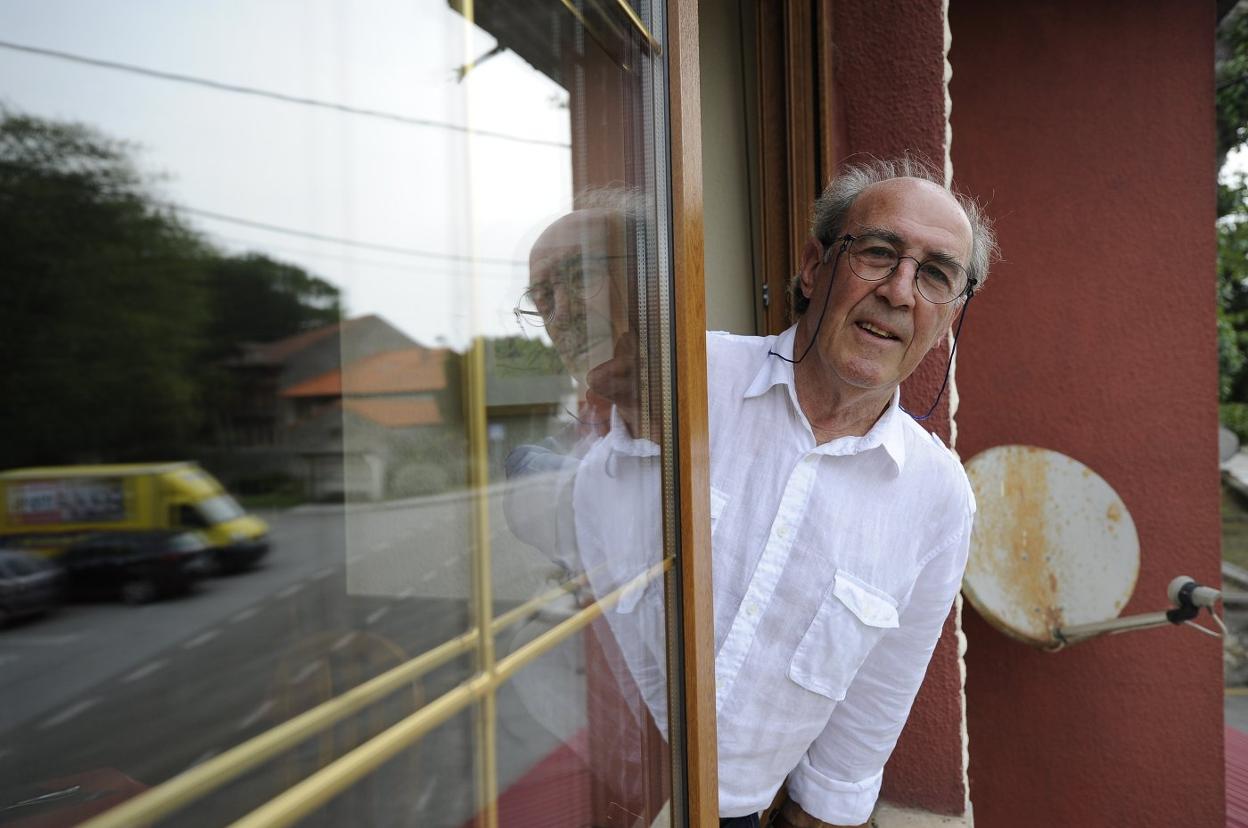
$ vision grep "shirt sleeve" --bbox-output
[571,412,671,734]
[786,505,974,825]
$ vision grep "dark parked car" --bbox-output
[0,549,61,625]
[61,531,210,604]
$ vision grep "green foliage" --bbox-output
[1219,12,1248,405]
[1221,11,1248,162]
[202,254,341,359]
[490,335,565,377]
[1219,182,1248,401]
[0,112,212,466]
[1223,403,1248,445]
[0,110,342,468]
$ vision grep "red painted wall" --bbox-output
[831,0,966,816]
[949,2,1222,826]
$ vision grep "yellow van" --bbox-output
[0,462,270,571]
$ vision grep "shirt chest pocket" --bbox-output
[788,569,900,701]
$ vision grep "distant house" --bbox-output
[210,315,573,501]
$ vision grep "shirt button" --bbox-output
[745,601,759,617]
[777,525,790,539]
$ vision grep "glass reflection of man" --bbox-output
[504,191,666,824]
[515,201,634,430]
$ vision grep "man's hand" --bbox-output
[767,795,869,828]
[585,330,661,440]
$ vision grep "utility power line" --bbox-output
[175,204,524,266]
[0,39,571,150]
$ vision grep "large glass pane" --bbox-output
[0,2,681,826]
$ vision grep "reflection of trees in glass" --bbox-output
[490,335,565,377]
[0,111,341,468]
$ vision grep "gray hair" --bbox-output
[793,157,998,315]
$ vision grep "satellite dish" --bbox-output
[962,445,1140,648]
[1221,425,1240,464]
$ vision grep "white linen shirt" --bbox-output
[573,326,975,824]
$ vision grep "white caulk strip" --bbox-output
[236,700,275,731]
[38,698,99,730]
[123,659,168,683]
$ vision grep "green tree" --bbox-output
[0,112,212,467]
[1218,7,1248,413]
[202,253,341,360]
[0,111,345,467]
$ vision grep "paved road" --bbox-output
[0,499,576,827]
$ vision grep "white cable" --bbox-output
[1183,621,1223,639]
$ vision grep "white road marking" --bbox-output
[123,659,168,684]
[4,633,83,647]
[237,700,275,731]
[414,777,437,810]
[347,553,365,565]
[399,587,416,600]
[421,571,436,584]
[230,606,259,624]
[331,632,358,652]
[183,629,220,650]
[38,698,99,730]
[275,582,305,600]
[312,567,335,580]
[365,606,389,626]
[290,661,321,685]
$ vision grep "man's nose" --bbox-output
[874,258,920,307]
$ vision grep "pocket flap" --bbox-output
[832,571,899,629]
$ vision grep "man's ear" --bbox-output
[925,303,962,354]
[797,237,826,301]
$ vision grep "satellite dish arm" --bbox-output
[1051,577,1221,649]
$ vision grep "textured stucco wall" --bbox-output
[949,1,1222,825]
[832,0,967,816]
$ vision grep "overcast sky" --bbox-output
[0,1,573,348]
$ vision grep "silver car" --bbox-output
[0,549,61,625]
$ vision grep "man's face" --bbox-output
[526,210,630,386]
[796,177,973,399]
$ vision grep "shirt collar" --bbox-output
[743,325,908,472]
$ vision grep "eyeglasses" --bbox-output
[514,253,620,329]
[830,233,975,305]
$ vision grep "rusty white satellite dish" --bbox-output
[963,445,1139,648]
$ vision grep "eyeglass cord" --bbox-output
[767,240,973,424]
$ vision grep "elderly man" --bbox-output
[693,161,994,827]
[513,159,995,827]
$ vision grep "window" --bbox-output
[0,2,710,826]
